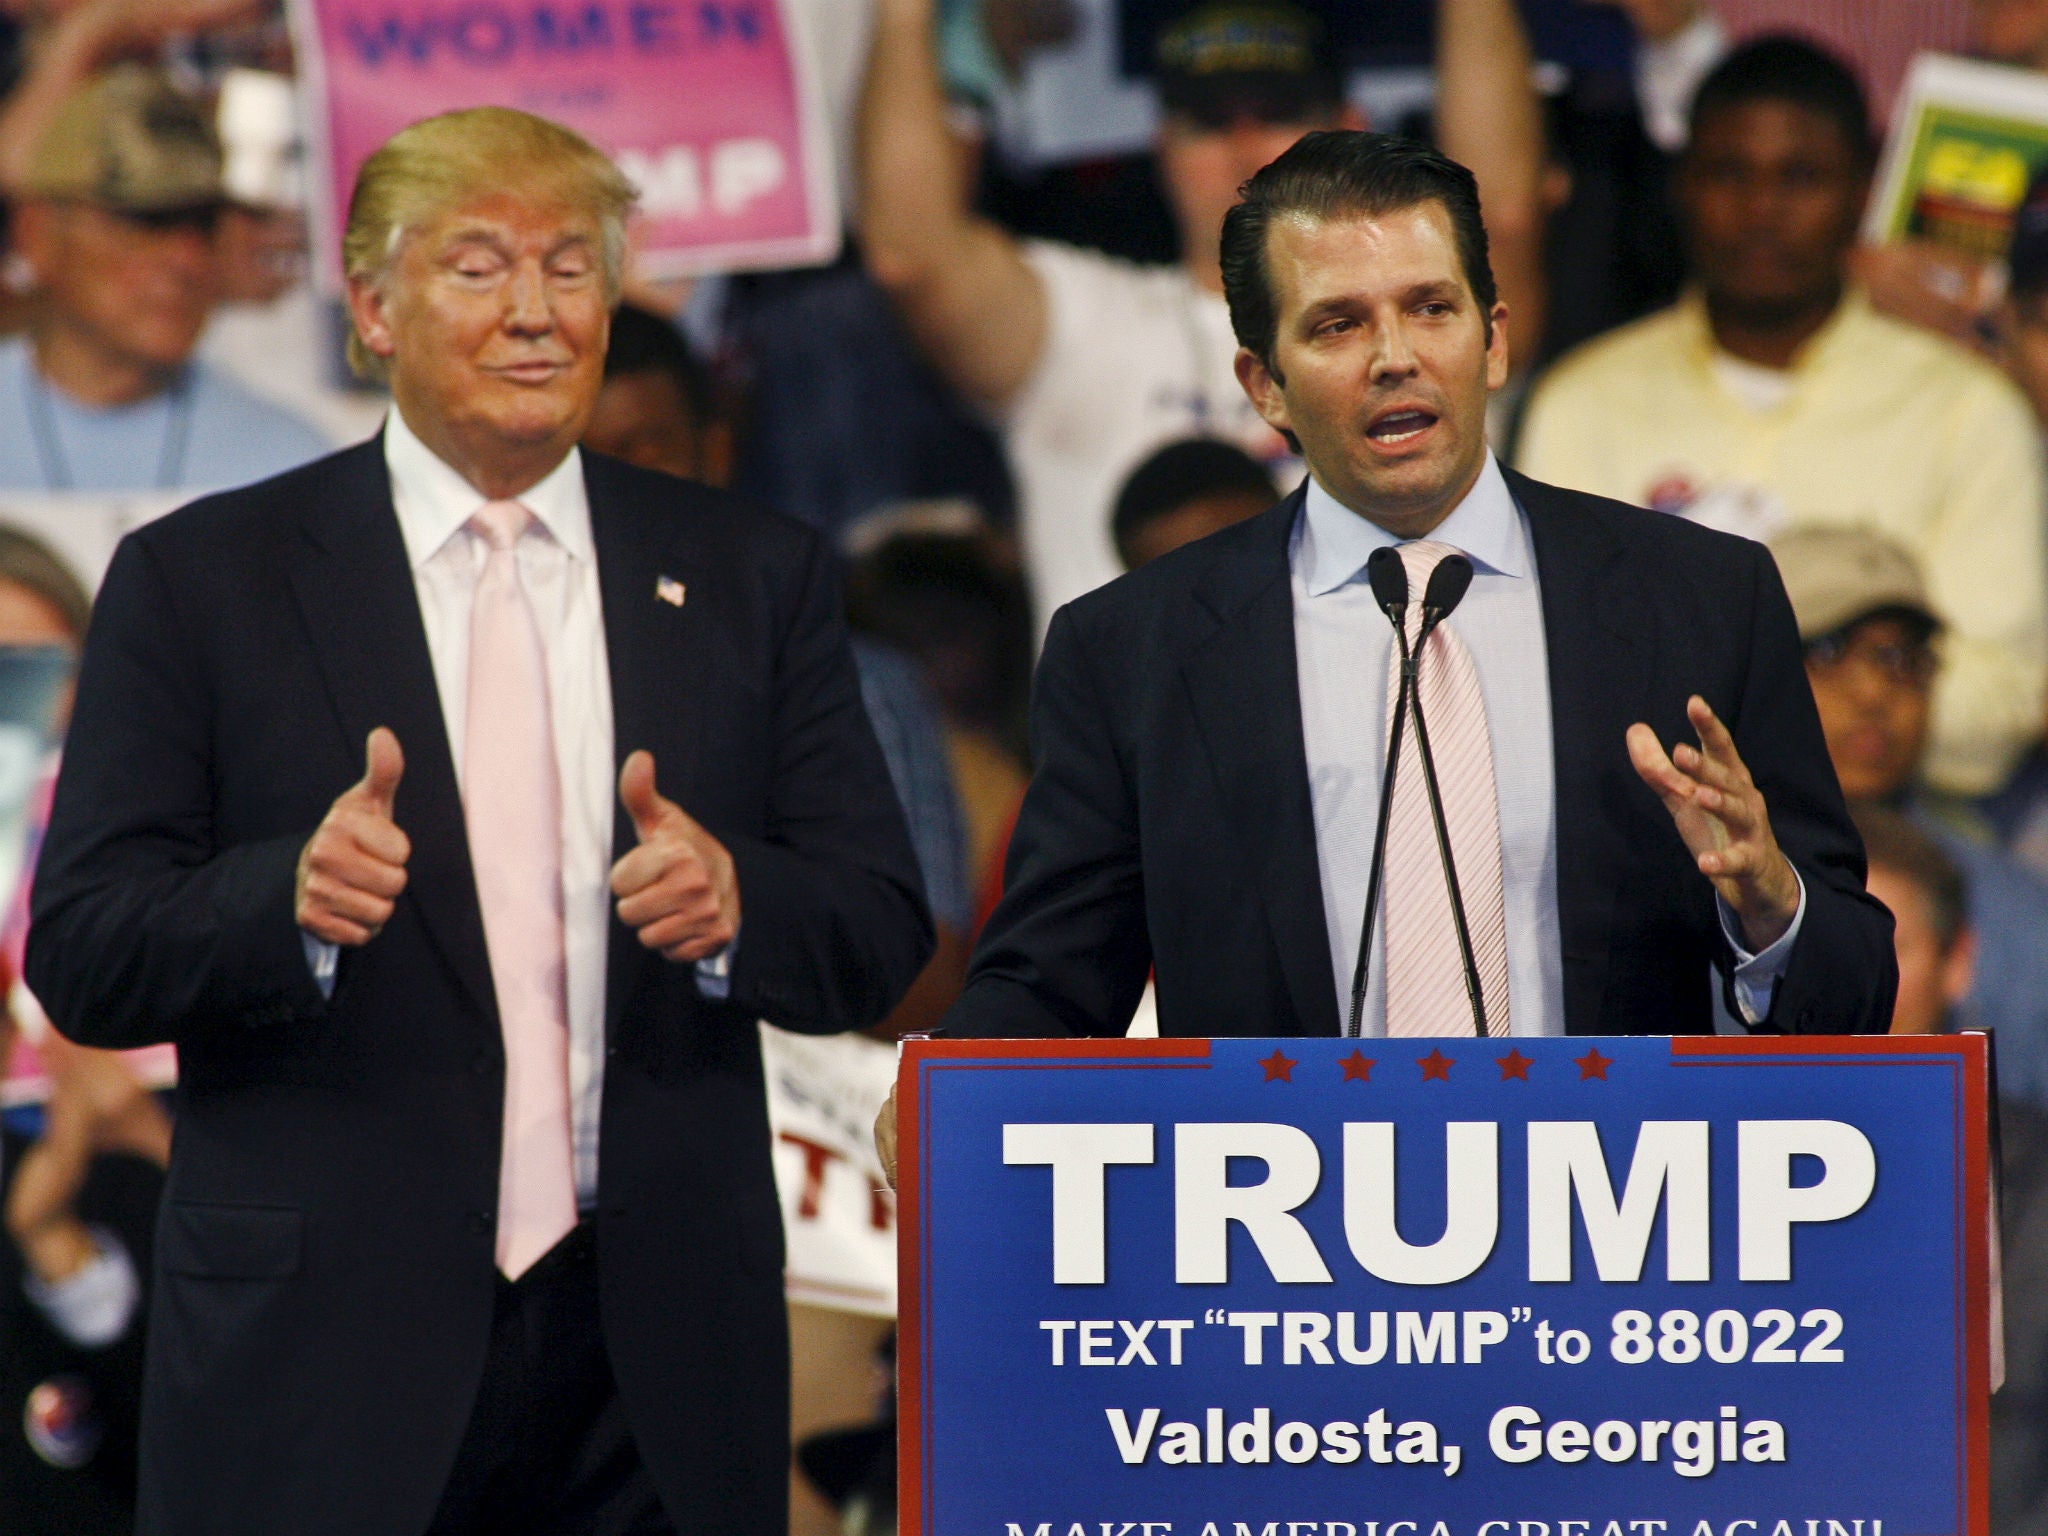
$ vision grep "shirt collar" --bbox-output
[1298,451,1525,598]
[383,403,594,569]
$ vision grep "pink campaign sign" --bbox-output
[289,0,841,286]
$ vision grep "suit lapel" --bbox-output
[1510,470,1655,1035]
[585,455,715,1039]
[283,438,498,1027]
[1178,490,1341,1036]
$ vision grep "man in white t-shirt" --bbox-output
[860,0,1546,628]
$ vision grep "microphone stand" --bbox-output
[1347,550,1412,1036]
[1403,564,1490,1036]
[1348,553,1490,1038]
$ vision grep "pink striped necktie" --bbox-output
[462,499,577,1278]
[1382,540,1511,1038]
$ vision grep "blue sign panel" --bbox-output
[897,1036,1991,1536]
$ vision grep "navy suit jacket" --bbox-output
[945,470,1895,1039]
[25,439,933,1535]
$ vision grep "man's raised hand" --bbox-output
[296,727,410,946]
[611,750,740,963]
[1627,696,1801,952]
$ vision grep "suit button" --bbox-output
[469,1210,493,1234]
[471,1050,494,1075]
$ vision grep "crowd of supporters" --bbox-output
[0,0,2044,1530]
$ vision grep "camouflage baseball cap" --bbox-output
[22,65,224,214]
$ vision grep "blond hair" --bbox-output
[341,107,637,381]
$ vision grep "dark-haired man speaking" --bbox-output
[885,130,1891,1149]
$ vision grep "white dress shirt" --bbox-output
[1291,452,1801,1037]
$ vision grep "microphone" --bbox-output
[1421,552,1472,620]
[1367,544,1409,619]
[1348,549,1416,1036]
[1403,554,1491,1035]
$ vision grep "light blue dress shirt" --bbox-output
[1291,453,1801,1036]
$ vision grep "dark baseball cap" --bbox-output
[1155,2,1343,128]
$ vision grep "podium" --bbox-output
[896,1035,1992,1536]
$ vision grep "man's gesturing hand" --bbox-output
[611,750,740,963]
[296,728,410,946]
[1627,696,1801,952]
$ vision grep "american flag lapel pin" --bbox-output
[656,575,686,607]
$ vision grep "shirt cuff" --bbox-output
[1716,868,1806,1027]
[24,1226,141,1349]
[301,931,338,1000]
[694,926,737,1000]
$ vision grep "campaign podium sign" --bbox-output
[896,1035,1991,1536]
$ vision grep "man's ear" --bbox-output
[1485,300,1512,390]
[1234,345,1292,438]
[344,272,397,364]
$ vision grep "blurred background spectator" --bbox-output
[1773,525,2048,1110]
[0,520,166,1535]
[0,1027,167,1536]
[1849,800,2048,1536]
[844,510,1035,903]
[0,64,326,492]
[585,303,734,490]
[1520,36,2048,800]
[1111,434,1278,569]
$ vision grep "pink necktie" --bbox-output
[463,499,577,1278]
[1382,541,1511,1038]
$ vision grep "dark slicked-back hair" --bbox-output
[1688,34,1875,167]
[1220,130,1496,370]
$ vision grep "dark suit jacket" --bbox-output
[23,440,934,1535]
[946,471,1894,1039]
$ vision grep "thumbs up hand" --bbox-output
[296,728,411,946]
[611,750,741,963]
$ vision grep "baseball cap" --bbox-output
[1155,2,1342,128]
[22,65,225,215]
[1769,526,1942,642]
